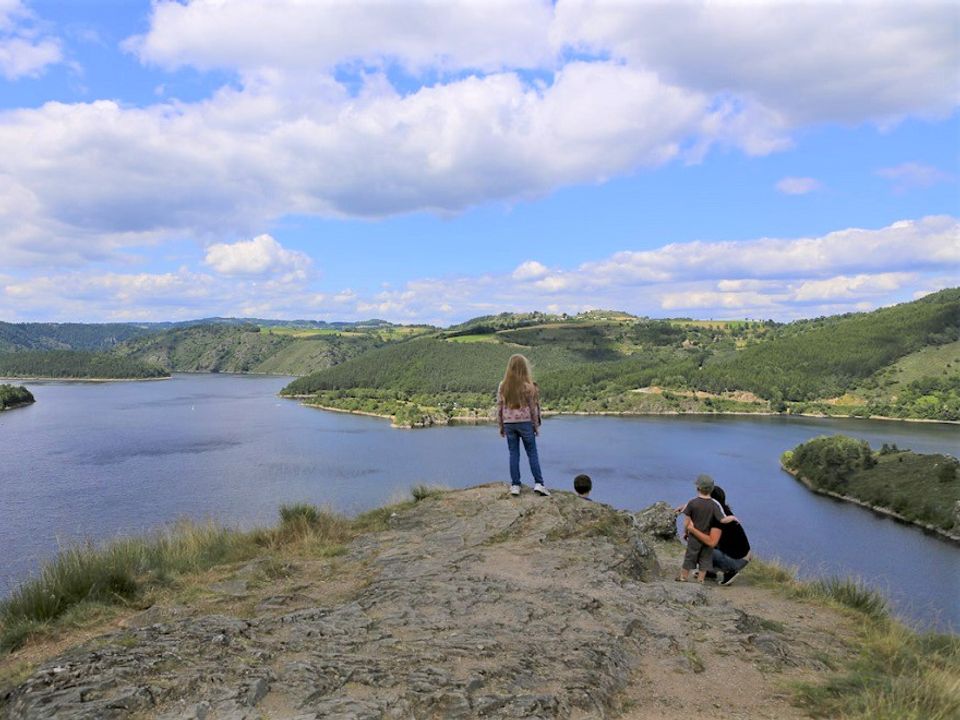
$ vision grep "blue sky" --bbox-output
[1,0,957,324]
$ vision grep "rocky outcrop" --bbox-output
[1,486,847,719]
[631,501,678,540]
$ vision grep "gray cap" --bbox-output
[696,474,715,492]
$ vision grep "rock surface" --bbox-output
[1,486,849,719]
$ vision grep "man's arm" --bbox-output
[684,516,721,548]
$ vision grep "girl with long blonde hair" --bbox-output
[497,354,548,497]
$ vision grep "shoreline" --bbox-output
[0,399,34,412]
[0,375,171,383]
[289,396,960,428]
[781,465,960,546]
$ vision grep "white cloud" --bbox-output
[128,1,959,130]
[776,177,822,195]
[128,0,554,75]
[876,162,953,192]
[0,0,957,282]
[0,0,61,80]
[512,260,550,280]
[579,216,959,285]
[554,0,960,126]
[0,63,707,266]
[204,234,312,280]
[792,272,917,302]
[3,213,955,324]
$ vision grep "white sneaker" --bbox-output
[510,484,521,496]
[533,483,550,496]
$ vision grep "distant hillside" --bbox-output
[284,336,584,396]
[282,289,960,424]
[696,287,960,402]
[115,323,400,375]
[116,324,294,373]
[0,322,154,352]
[0,351,168,380]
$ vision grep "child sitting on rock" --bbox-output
[675,474,736,583]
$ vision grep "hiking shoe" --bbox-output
[510,484,521,496]
[533,483,550,496]
[719,569,740,586]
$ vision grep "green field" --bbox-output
[444,334,503,344]
[868,340,960,390]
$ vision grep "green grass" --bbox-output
[0,506,359,653]
[444,334,501,344]
[869,340,960,391]
[745,558,959,719]
[410,484,447,502]
[793,624,960,720]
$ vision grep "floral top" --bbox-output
[497,381,542,431]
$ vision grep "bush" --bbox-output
[0,521,251,652]
[937,462,957,483]
[410,484,446,502]
[785,435,875,491]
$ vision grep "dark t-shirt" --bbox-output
[684,496,724,533]
[707,498,751,559]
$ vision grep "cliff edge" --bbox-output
[2,486,859,719]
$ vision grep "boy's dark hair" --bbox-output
[573,474,592,495]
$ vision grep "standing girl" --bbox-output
[497,354,549,497]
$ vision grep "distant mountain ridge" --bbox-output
[2,290,957,419]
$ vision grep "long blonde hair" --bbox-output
[501,354,535,408]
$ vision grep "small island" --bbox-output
[0,384,34,411]
[782,435,960,543]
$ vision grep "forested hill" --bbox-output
[2,290,956,415]
[282,289,960,424]
[0,351,168,379]
[114,323,428,375]
[0,322,154,352]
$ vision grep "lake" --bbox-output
[1,374,958,630]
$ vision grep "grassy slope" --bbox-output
[842,452,960,532]
[696,287,960,401]
[874,340,960,389]
[254,334,382,375]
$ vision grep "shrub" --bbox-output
[0,521,252,652]
[410,484,445,502]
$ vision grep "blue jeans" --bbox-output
[712,548,749,574]
[504,422,543,486]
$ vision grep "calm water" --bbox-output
[1,374,958,630]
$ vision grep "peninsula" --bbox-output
[782,435,960,544]
[0,384,33,411]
